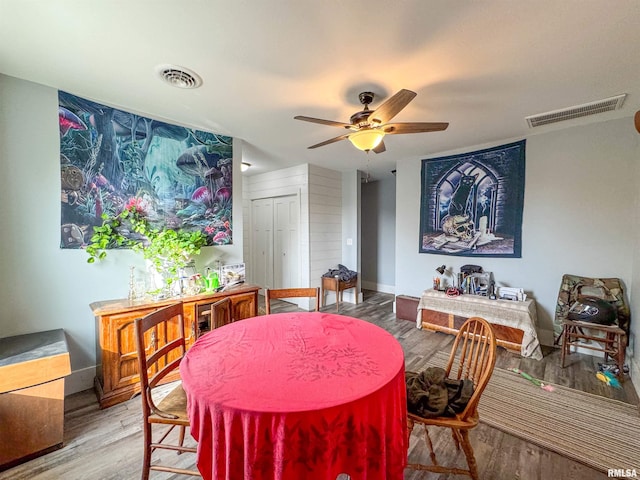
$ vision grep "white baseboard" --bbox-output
[65,365,96,396]
[322,290,364,306]
[360,280,395,294]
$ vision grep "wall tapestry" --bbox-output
[419,140,526,257]
[59,91,233,249]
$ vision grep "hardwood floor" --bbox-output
[2,290,636,480]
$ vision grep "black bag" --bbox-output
[460,264,483,275]
[567,296,617,325]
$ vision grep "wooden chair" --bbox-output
[553,274,629,379]
[264,287,320,314]
[134,303,201,479]
[407,317,496,480]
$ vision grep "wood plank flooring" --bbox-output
[1,291,636,480]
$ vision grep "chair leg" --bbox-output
[141,421,152,480]
[451,427,462,450]
[459,429,479,480]
[407,417,415,447]
[177,426,186,454]
[422,425,438,466]
[616,333,626,381]
[560,325,570,368]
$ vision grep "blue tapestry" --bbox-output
[59,91,233,249]
[419,140,526,258]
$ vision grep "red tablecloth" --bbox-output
[180,312,407,480]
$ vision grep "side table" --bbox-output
[0,329,71,470]
[321,275,358,312]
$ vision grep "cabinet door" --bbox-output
[274,195,299,289]
[230,292,257,320]
[182,301,199,347]
[102,306,185,393]
[102,307,159,392]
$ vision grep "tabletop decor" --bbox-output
[86,197,207,295]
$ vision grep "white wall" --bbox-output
[243,164,344,309]
[310,164,343,293]
[396,117,637,350]
[630,124,640,397]
[243,164,308,290]
[0,74,245,394]
[336,170,360,305]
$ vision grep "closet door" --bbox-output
[250,198,274,289]
[273,195,299,289]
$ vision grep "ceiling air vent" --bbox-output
[156,64,203,89]
[525,94,626,128]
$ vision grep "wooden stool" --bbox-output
[321,275,358,313]
[560,320,626,380]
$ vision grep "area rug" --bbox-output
[428,351,640,473]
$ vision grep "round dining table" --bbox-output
[180,311,407,480]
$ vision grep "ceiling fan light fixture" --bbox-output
[348,129,385,151]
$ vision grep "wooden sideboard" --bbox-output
[91,284,260,409]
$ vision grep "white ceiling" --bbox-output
[2,1,640,180]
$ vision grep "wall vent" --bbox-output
[156,64,203,89]
[525,94,626,128]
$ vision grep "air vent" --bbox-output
[156,64,203,89]
[525,94,626,128]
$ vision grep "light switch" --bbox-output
[346,238,353,246]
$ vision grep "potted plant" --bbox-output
[86,197,207,296]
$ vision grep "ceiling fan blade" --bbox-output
[308,133,351,149]
[294,115,352,129]
[368,89,417,125]
[373,140,386,154]
[383,122,449,134]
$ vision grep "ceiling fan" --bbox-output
[294,89,448,153]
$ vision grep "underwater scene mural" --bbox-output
[59,91,233,249]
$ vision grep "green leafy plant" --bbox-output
[86,200,207,289]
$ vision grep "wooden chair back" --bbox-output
[134,303,200,479]
[210,297,233,329]
[135,303,186,420]
[443,316,496,421]
[265,287,321,314]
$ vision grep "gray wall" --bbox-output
[395,117,637,361]
[340,170,361,304]
[361,176,396,293]
[0,74,246,393]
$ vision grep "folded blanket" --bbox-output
[406,367,474,418]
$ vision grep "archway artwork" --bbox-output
[419,140,525,257]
